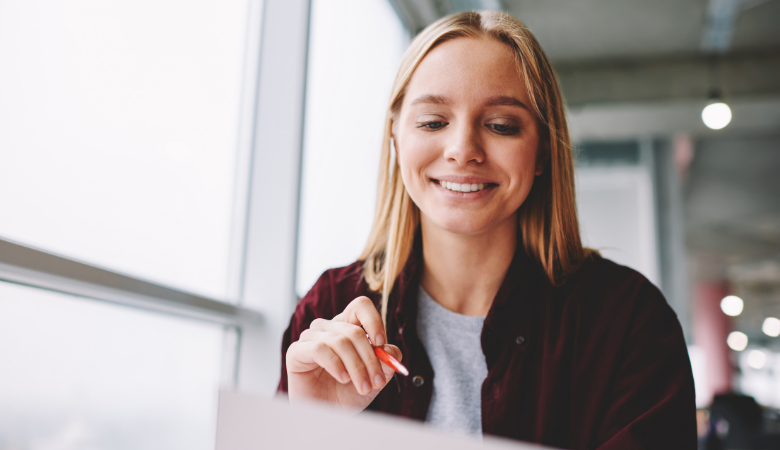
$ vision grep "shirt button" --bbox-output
[412,375,424,387]
[515,335,526,345]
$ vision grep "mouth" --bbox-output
[430,178,498,194]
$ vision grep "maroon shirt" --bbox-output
[278,245,697,449]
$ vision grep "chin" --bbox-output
[430,214,495,236]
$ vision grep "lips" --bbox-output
[431,176,497,185]
[430,176,498,194]
[438,179,487,193]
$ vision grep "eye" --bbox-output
[417,121,447,131]
[487,123,520,134]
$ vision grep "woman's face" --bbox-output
[395,37,544,237]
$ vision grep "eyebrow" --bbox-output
[410,94,452,106]
[484,95,530,111]
[409,94,530,111]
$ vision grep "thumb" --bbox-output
[384,344,402,361]
[378,344,403,382]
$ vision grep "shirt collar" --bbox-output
[390,233,549,342]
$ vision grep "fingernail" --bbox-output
[362,381,371,395]
[341,372,350,383]
[384,345,400,360]
[375,333,386,346]
[374,373,384,387]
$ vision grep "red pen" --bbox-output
[366,334,409,376]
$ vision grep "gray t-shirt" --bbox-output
[416,286,488,436]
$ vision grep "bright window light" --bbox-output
[727,331,748,351]
[763,317,780,337]
[0,0,250,300]
[296,0,407,296]
[720,295,744,316]
[702,102,732,130]
[0,281,226,449]
[746,349,767,370]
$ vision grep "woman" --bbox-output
[279,10,696,449]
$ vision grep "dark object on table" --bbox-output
[704,393,780,450]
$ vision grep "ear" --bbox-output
[391,134,399,162]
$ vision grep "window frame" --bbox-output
[0,0,417,396]
[0,0,314,396]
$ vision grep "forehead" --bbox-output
[403,36,528,107]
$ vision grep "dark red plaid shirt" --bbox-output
[278,245,696,449]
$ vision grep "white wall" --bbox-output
[575,158,660,287]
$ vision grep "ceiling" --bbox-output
[397,0,780,62]
[732,0,780,51]
[504,0,709,61]
[687,132,780,261]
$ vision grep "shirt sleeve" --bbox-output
[594,282,698,449]
[277,271,336,394]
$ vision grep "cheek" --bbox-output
[497,148,540,211]
[502,144,539,180]
[397,134,438,182]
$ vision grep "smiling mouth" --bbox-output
[431,179,498,193]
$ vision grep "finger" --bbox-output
[297,327,339,346]
[308,341,351,384]
[285,340,318,373]
[325,332,376,395]
[383,344,402,362]
[336,296,386,347]
[324,321,386,390]
[377,345,403,381]
[309,318,385,383]
[290,332,370,391]
[307,318,330,333]
[286,340,350,383]
[306,319,385,390]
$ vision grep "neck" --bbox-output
[419,214,518,316]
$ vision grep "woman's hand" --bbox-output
[285,296,403,411]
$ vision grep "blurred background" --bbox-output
[0,0,778,448]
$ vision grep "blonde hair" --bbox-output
[359,11,592,326]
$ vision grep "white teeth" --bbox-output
[438,180,488,193]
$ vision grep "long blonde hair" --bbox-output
[359,11,592,326]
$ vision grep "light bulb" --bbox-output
[727,331,748,351]
[747,350,767,369]
[720,295,743,317]
[763,317,780,337]
[702,102,732,130]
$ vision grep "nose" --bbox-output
[442,121,485,166]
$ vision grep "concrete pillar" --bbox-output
[693,281,732,405]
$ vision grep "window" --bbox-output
[0,0,264,446]
[0,281,228,449]
[296,0,408,297]
[0,0,253,300]
[0,0,412,445]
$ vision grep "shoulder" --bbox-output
[558,256,696,446]
[296,260,375,320]
[557,254,678,333]
[570,254,657,294]
[567,254,667,305]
